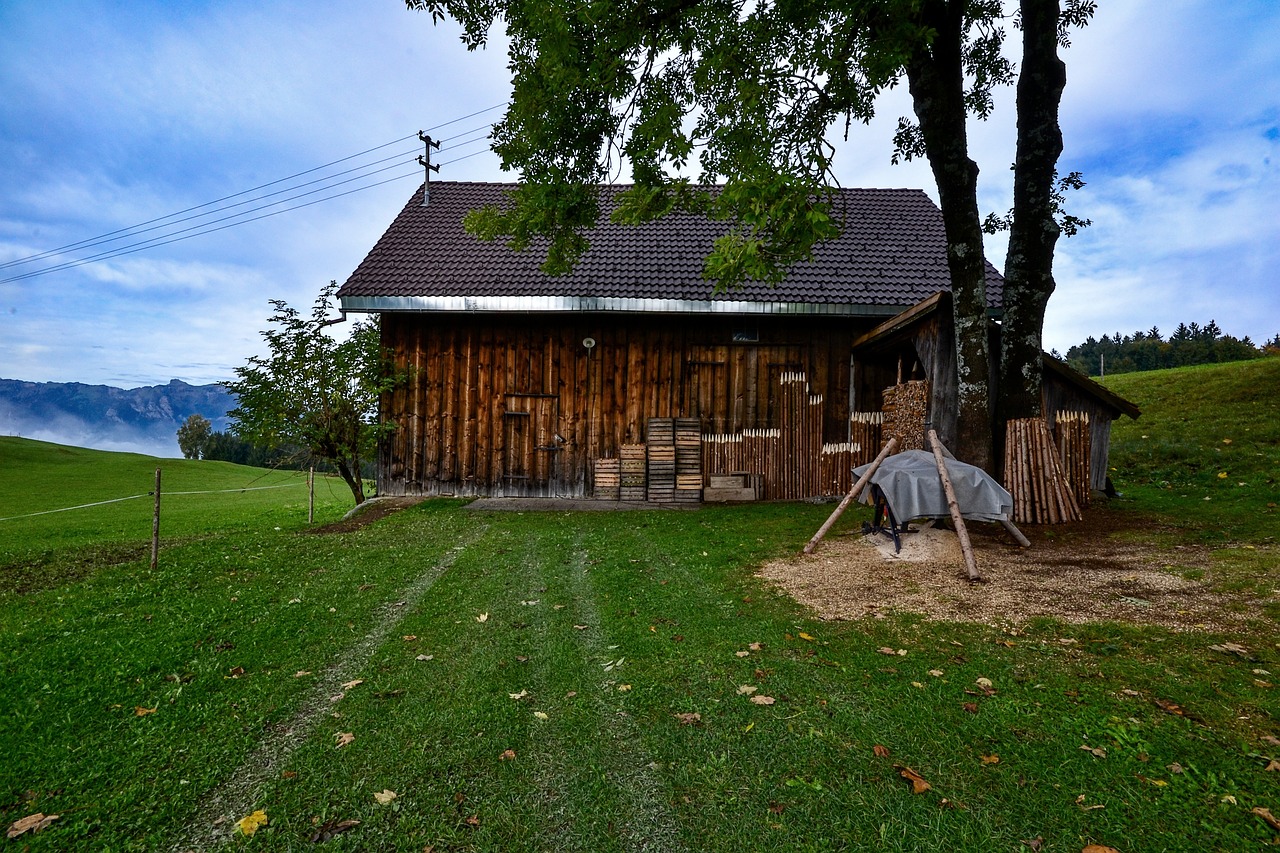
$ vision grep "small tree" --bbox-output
[176,414,212,460]
[224,281,399,505]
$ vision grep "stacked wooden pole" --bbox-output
[881,381,930,451]
[1003,417,1082,524]
[819,442,860,496]
[849,412,885,468]
[1053,411,1092,509]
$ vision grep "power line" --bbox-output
[0,102,508,275]
[0,131,504,284]
[0,169,424,284]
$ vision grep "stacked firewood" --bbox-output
[1053,411,1092,510]
[1004,417,1082,524]
[882,380,930,451]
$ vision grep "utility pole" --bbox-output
[418,131,440,206]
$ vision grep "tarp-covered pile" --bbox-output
[852,449,1013,522]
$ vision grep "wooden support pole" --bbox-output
[150,468,161,571]
[803,437,899,555]
[999,518,1031,548]
[927,430,981,582]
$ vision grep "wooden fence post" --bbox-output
[151,468,161,570]
[308,466,315,525]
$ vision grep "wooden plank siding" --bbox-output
[378,313,874,497]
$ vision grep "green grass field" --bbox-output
[1,362,1277,851]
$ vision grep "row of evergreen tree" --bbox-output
[1060,321,1280,377]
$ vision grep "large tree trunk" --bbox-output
[905,0,994,472]
[999,0,1067,422]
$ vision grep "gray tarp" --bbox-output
[852,449,1013,522]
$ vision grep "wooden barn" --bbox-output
[336,181,1135,500]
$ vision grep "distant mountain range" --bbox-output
[0,378,236,458]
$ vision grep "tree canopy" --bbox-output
[224,281,400,504]
[410,0,1094,469]
[176,413,212,460]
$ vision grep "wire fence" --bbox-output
[0,481,308,523]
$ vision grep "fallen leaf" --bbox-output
[228,666,245,678]
[308,818,359,842]
[617,684,632,692]
[750,695,776,705]
[1121,688,1141,696]
[737,685,759,695]
[341,679,364,690]
[1021,837,1044,852]
[1209,642,1254,659]
[373,789,397,805]
[6,813,59,839]
[911,681,925,689]
[1253,807,1280,832]
[877,647,907,656]
[534,711,549,720]
[1154,698,1187,717]
[1081,846,1120,853]
[1075,794,1105,811]
[1263,735,1280,747]
[295,670,312,677]
[976,677,994,689]
[674,712,703,726]
[895,765,932,794]
[873,744,891,758]
[928,669,944,677]
[135,706,157,717]
[573,624,589,630]
[980,754,1000,765]
[236,809,268,836]
[735,650,751,658]
[1265,759,1280,772]
[464,815,481,828]
[748,642,763,651]
[416,654,434,662]
[476,613,489,623]
[961,702,979,714]
[329,693,345,703]
[1221,794,1238,805]
[499,749,516,760]
[509,689,529,700]
[768,801,786,815]
[1079,744,1107,758]
[798,632,816,641]
[1166,762,1184,774]
[334,732,355,749]
[402,635,417,641]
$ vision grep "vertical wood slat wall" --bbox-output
[699,372,870,500]
[379,313,864,497]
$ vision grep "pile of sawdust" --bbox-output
[761,516,1244,631]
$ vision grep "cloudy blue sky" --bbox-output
[1,0,1277,391]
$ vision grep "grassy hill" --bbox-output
[1104,356,1280,541]
[0,437,354,588]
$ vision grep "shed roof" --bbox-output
[338,182,1005,317]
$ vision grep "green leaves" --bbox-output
[224,281,403,504]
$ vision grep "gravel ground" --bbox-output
[760,510,1253,632]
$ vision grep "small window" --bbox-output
[732,328,759,343]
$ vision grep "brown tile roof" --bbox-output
[337,182,1004,313]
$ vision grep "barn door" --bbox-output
[503,394,560,493]
[683,357,727,432]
